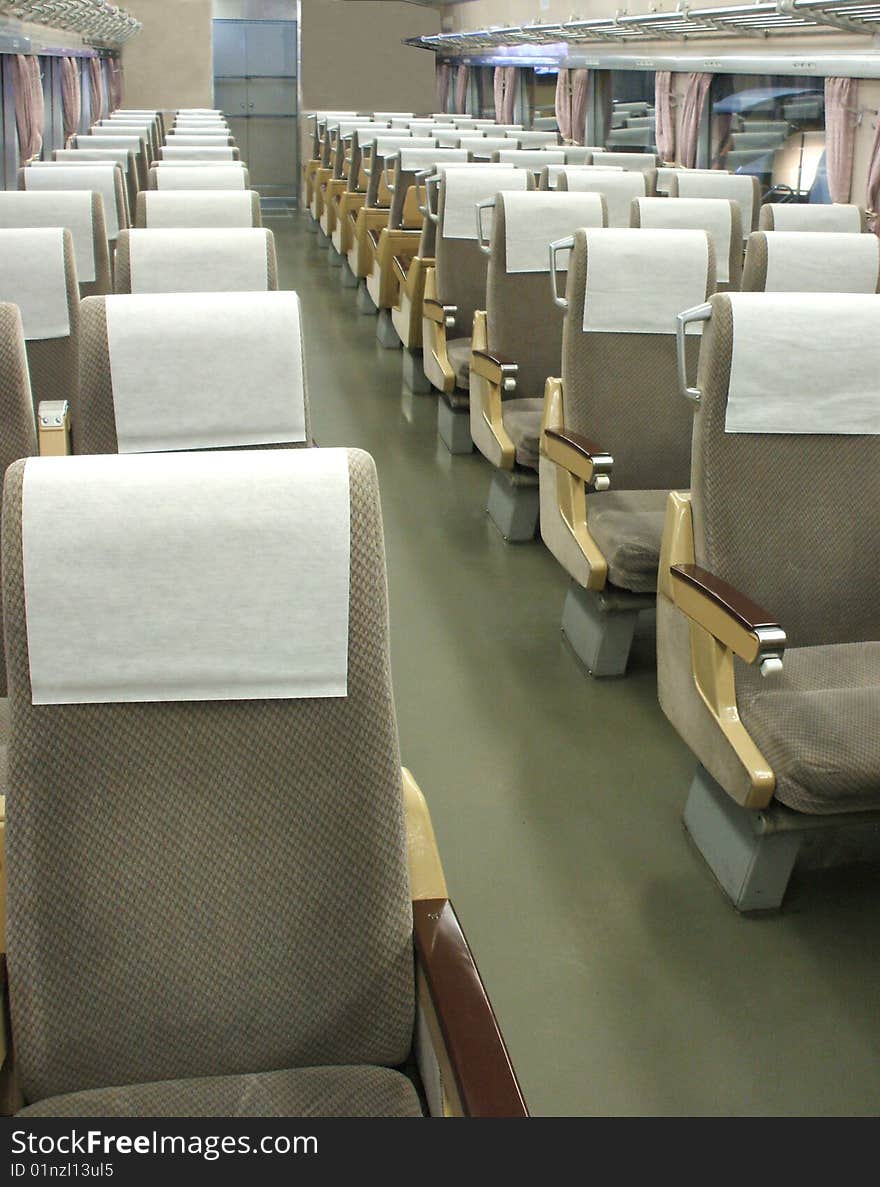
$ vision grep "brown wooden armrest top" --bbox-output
[471,349,517,370]
[544,428,609,462]
[671,564,781,636]
[414,899,528,1119]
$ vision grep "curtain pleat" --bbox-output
[654,71,675,163]
[493,67,505,122]
[61,57,81,146]
[437,63,451,115]
[555,69,572,142]
[89,57,106,124]
[570,70,590,146]
[12,55,43,163]
[824,77,858,205]
[866,115,880,234]
[502,67,518,124]
[108,57,124,113]
[454,65,469,116]
[678,72,712,168]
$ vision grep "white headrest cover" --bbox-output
[166,134,231,144]
[155,161,246,168]
[761,231,879,293]
[156,167,246,190]
[582,228,710,334]
[635,196,734,284]
[76,134,144,154]
[161,146,236,161]
[674,171,755,238]
[143,191,255,228]
[496,150,566,169]
[126,228,270,294]
[53,148,132,175]
[457,138,511,155]
[0,227,70,340]
[562,169,646,229]
[442,166,529,240]
[725,292,880,434]
[766,203,863,233]
[105,291,306,453]
[21,448,350,704]
[503,192,605,273]
[373,136,433,155]
[590,152,656,171]
[23,164,122,239]
[0,190,97,283]
[656,166,716,195]
[398,148,468,171]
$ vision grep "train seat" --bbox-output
[421,165,531,453]
[165,133,235,146]
[160,145,240,162]
[3,448,525,1118]
[136,189,262,229]
[346,140,433,285]
[73,133,149,192]
[20,163,129,241]
[539,227,715,676]
[758,202,868,232]
[590,151,659,172]
[0,228,80,417]
[456,136,520,160]
[0,191,112,299]
[148,165,251,190]
[632,196,743,290]
[742,230,880,292]
[513,131,562,147]
[606,127,657,149]
[495,148,566,181]
[667,171,761,239]
[557,167,656,227]
[113,228,278,295]
[52,148,140,216]
[72,291,309,455]
[470,190,607,541]
[657,291,880,909]
[91,123,156,164]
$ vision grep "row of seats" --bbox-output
[304,107,880,914]
[0,105,527,1118]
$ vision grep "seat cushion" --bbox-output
[587,489,668,593]
[501,398,544,470]
[736,642,880,815]
[0,695,7,793]
[19,1065,424,1118]
[446,338,472,390]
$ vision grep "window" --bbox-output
[709,74,828,202]
[608,70,657,153]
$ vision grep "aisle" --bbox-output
[269,214,880,1118]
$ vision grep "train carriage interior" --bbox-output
[0,0,879,1124]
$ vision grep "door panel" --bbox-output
[214,79,249,120]
[246,22,296,78]
[213,21,247,79]
[247,117,296,190]
[247,78,295,117]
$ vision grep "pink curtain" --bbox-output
[555,69,572,142]
[570,70,590,146]
[108,56,124,112]
[867,116,880,234]
[89,57,106,123]
[824,77,858,204]
[60,57,81,146]
[678,72,712,168]
[654,71,675,163]
[454,65,469,115]
[502,67,518,124]
[11,55,43,163]
[437,63,451,114]
[493,67,506,122]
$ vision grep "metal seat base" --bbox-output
[486,470,539,543]
[438,397,473,455]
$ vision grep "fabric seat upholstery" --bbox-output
[587,489,668,594]
[20,1066,423,1119]
[446,338,472,389]
[501,399,544,469]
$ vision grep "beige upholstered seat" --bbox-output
[469,190,607,540]
[136,189,262,228]
[0,191,111,299]
[74,292,311,455]
[114,228,279,294]
[539,227,716,676]
[73,133,149,192]
[558,167,656,227]
[758,203,868,232]
[656,292,880,909]
[148,165,251,190]
[0,228,80,414]
[667,171,761,239]
[20,163,129,240]
[632,196,743,291]
[52,148,140,220]
[742,231,880,292]
[2,448,526,1117]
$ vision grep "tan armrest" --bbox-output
[414,899,528,1118]
[403,768,447,901]
[361,206,391,226]
[542,427,612,491]
[38,401,71,457]
[671,564,786,673]
[471,349,518,391]
[423,297,457,327]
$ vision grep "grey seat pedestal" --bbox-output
[376,309,401,349]
[487,470,539,542]
[561,580,652,677]
[438,397,473,455]
[357,283,377,315]
[402,349,432,393]
[328,244,344,267]
[317,227,330,248]
[341,261,359,288]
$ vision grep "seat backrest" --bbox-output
[606,127,657,148]
[486,191,606,397]
[457,137,518,159]
[655,166,717,195]
[561,227,716,490]
[91,123,155,163]
[4,445,412,1108]
[0,191,111,298]
[77,291,310,454]
[515,131,561,147]
[21,164,128,239]
[435,165,531,336]
[668,171,761,237]
[591,151,659,171]
[730,131,787,150]
[165,133,234,146]
[690,292,880,647]
[632,196,743,289]
[114,228,278,294]
[0,227,80,411]
[0,303,38,697]
[494,149,566,177]
[160,145,239,162]
[52,148,139,215]
[724,149,774,175]
[136,189,262,228]
[758,202,866,232]
[149,165,251,190]
[73,134,148,191]
[742,230,880,293]
[558,167,656,227]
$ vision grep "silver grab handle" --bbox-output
[362,145,374,177]
[675,303,713,403]
[475,198,496,256]
[425,174,441,224]
[415,169,433,217]
[549,236,575,310]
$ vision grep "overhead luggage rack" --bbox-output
[405,0,880,53]
[0,0,142,45]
